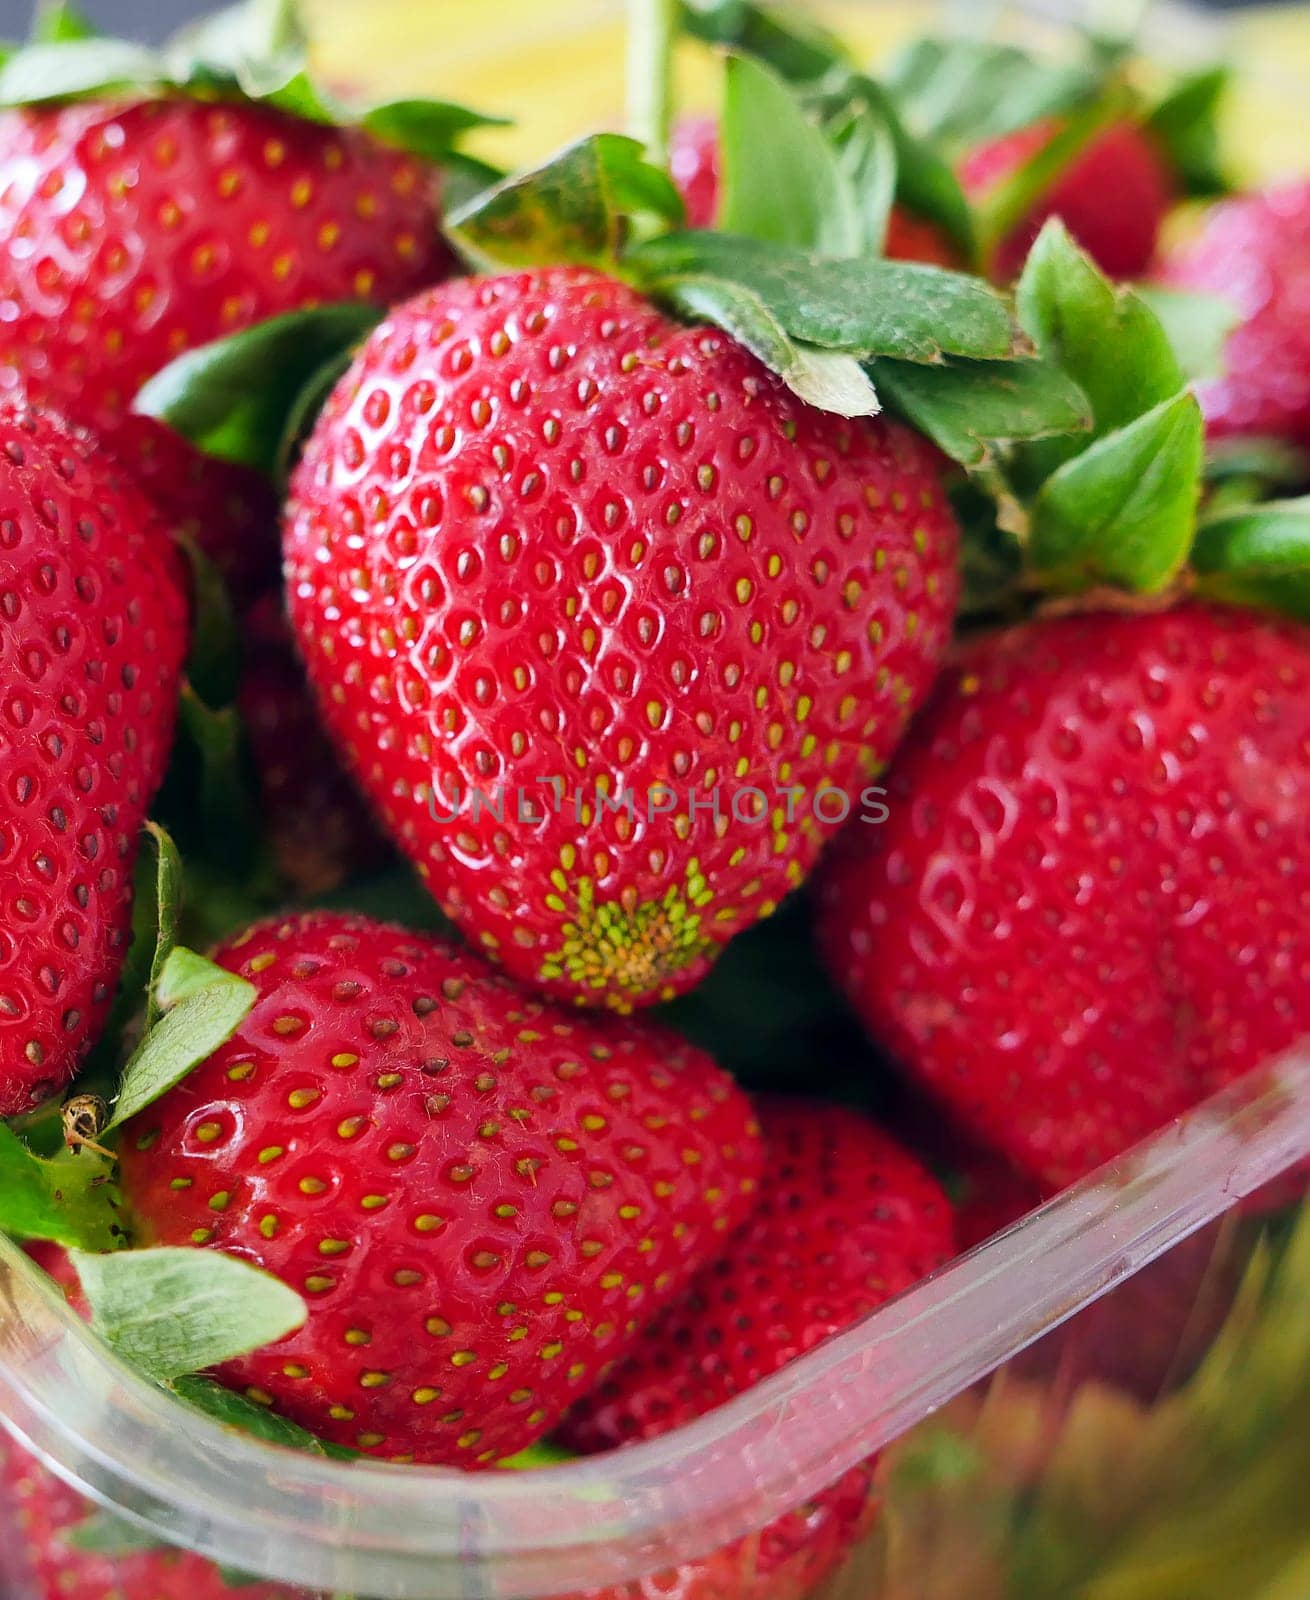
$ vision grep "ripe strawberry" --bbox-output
[0,96,449,593]
[238,594,390,896]
[960,119,1172,280]
[669,113,960,266]
[817,602,1310,1190]
[561,1099,954,1597]
[285,266,959,1010]
[118,910,764,1466]
[1159,180,1310,449]
[0,1435,296,1600]
[0,405,188,1119]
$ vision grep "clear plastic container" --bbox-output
[2,1046,1309,1599]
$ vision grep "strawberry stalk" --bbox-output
[626,0,678,168]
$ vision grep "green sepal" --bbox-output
[1134,284,1241,386]
[69,1246,307,1385]
[498,1440,578,1470]
[717,53,861,256]
[885,35,1104,149]
[446,133,684,274]
[1145,64,1232,197]
[679,0,849,83]
[632,232,1022,363]
[176,535,242,710]
[660,274,878,416]
[863,355,1093,469]
[0,0,501,166]
[65,1514,163,1556]
[0,1124,124,1250]
[1190,496,1310,621]
[1028,391,1205,593]
[134,304,382,480]
[31,1,101,43]
[142,823,185,1030]
[106,945,256,1130]
[172,1374,358,1459]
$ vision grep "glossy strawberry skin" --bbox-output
[238,594,391,896]
[960,119,1172,281]
[119,911,763,1466]
[669,114,960,266]
[0,1436,297,1600]
[562,1100,953,1597]
[817,603,1310,1190]
[286,267,959,1010]
[1159,181,1310,449]
[0,407,188,1118]
[0,96,448,594]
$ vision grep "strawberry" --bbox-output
[117,910,764,1466]
[960,119,1172,281]
[1159,180,1310,449]
[560,1099,954,1597]
[0,405,188,1118]
[817,602,1310,1190]
[238,594,390,896]
[0,93,449,592]
[669,113,961,266]
[284,266,960,1010]
[0,1435,296,1600]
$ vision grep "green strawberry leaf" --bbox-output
[1133,284,1241,385]
[863,355,1093,467]
[718,54,861,256]
[275,347,355,484]
[1017,219,1183,437]
[815,71,975,261]
[142,823,185,1030]
[0,1125,123,1250]
[885,35,1102,148]
[107,946,255,1130]
[1204,436,1310,490]
[172,1374,357,1459]
[660,274,878,416]
[177,535,242,710]
[0,38,161,103]
[446,133,684,273]
[174,684,261,869]
[69,1247,307,1384]
[1190,496,1310,620]
[1145,64,1231,197]
[66,1514,166,1556]
[679,0,849,82]
[31,1,101,43]
[1028,391,1204,592]
[0,0,500,160]
[824,96,898,256]
[499,1439,578,1469]
[134,304,382,478]
[632,232,1021,362]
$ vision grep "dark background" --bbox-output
[0,0,1275,42]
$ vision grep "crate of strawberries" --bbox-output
[0,0,1309,1596]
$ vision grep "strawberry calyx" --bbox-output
[0,0,503,169]
[955,217,1310,627]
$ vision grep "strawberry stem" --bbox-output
[627,0,677,168]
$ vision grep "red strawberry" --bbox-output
[959,119,1172,280]
[1159,180,1310,449]
[561,1099,954,1597]
[817,602,1310,1190]
[118,910,763,1466]
[0,96,449,593]
[284,266,959,1010]
[0,405,188,1118]
[669,113,960,266]
[0,1435,296,1600]
[238,594,390,896]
